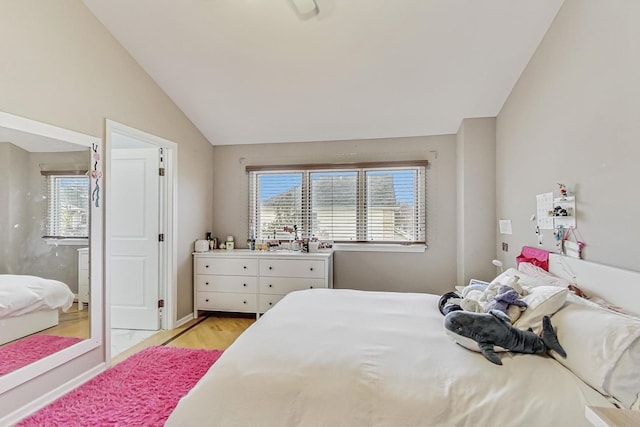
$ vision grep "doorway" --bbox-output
[105,120,177,359]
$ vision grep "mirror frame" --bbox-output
[0,111,103,394]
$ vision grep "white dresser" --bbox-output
[77,247,89,310]
[193,250,333,318]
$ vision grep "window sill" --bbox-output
[44,238,89,246]
[333,243,427,253]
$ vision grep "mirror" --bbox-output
[0,112,103,393]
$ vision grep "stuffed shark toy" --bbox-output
[443,310,566,365]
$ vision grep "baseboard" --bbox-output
[175,313,194,328]
[0,363,106,426]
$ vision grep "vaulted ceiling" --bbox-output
[83,0,564,145]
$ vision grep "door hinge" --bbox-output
[158,299,165,308]
[159,167,165,176]
[159,233,165,242]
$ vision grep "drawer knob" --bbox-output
[243,301,247,304]
[310,286,314,289]
[205,282,209,285]
[310,267,314,271]
[243,283,247,287]
[243,266,247,269]
[269,284,272,288]
[205,298,210,302]
[269,266,273,270]
[269,302,273,306]
[205,265,209,268]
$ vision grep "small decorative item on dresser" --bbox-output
[194,239,209,253]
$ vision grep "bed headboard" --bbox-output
[548,253,640,316]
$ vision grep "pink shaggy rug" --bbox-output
[0,334,83,375]
[18,346,224,427]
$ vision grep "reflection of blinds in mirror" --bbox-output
[43,175,90,238]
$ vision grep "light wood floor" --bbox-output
[111,314,255,364]
[46,305,90,339]
[45,307,254,365]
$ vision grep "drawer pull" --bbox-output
[205,298,210,302]
[310,267,314,271]
[205,282,209,285]
[243,301,247,304]
[310,286,314,289]
[269,284,272,288]
[269,302,273,306]
[269,266,273,270]
[243,266,247,269]
[205,265,210,269]
[243,283,247,287]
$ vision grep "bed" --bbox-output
[166,254,640,427]
[0,275,75,345]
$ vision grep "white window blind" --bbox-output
[44,175,90,238]
[249,172,303,241]
[248,161,427,244]
[310,171,357,241]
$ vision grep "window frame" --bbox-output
[42,171,90,240]
[247,160,427,245]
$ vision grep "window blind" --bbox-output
[249,172,303,241]
[43,175,90,238]
[248,161,427,244]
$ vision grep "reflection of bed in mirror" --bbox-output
[0,111,103,425]
[0,274,75,345]
[0,111,104,410]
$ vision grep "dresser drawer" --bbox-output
[259,294,285,313]
[78,285,89,300]
[197,292,257,312]
[196,275,257,293]
[78,269,89,286]
[79,254,89,267]
[196,257,257,276]
[259,277,325,294]
[259,259,325,278]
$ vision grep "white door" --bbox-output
[110,148,160,330]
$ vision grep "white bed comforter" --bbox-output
[0,274,74,319]
[167,289,612,427]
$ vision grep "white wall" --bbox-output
[212,135,459,294]
[0,0,212,419]
[0,148,88,291]
[496,0,640,272]
[456,118,497,284]
[0,143,29,274]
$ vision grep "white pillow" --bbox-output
[513,286,568,333]
[517,262,573,288]
[489,267,555,289]
[550,302,640,409]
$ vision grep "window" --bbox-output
[43,174,90,238]
[248,161,427,244]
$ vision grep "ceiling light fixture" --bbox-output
[291,0,318,19]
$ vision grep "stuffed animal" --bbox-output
[443,310,567,365]
[505,275,527,296]
[438,291,463,315]
[484,285,527,323]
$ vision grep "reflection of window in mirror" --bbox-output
[42,173,90,239]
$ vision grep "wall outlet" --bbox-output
[502,242,509,252]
